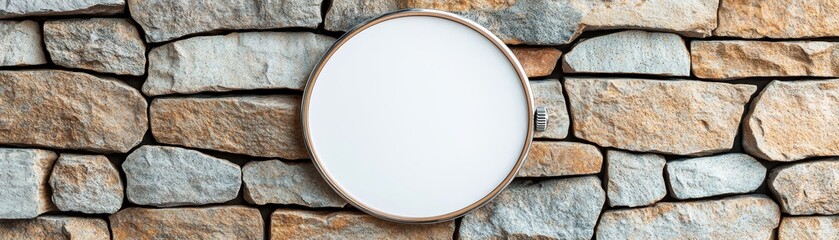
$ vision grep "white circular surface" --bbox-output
[305,13,530,220]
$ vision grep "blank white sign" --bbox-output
[303,10,532,222]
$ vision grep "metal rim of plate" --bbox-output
[301,8,534,224]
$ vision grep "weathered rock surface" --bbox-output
[459,176,604,239]
[606,150,666,207]
[531,79,569,139]
[323,0,400,32]
[510,47,561,77]
[243,160,346,207]
[49,154,123,214]
[518,141,601,177]
[326,0,718,44]
[44,18,146,76]
[770,160,839,215]
[0,216,109,240]
[0,0,123,19]
[779,216,839,240]
[0,148,56,219]
[151,95,308,159]
[144,32,335,96]
[578,0,718,38]
[597,195,781,240]
[692,41,839,79]
[128,0,322,42]
[0,70,147,153]
[667,153,765,200]
[744,80,839,161]
[563,30,689,76]
[0,21,46,66]
[715,0,839,39]
[565,78,755,156]
[123,146,241,207]
[110,206,263,240]
[271,210,454,240]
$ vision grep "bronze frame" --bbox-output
[301,8,534,223]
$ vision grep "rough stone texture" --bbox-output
[0,0,123,19]
[606,150,666,207]
[517,141,601,177]
[110,206,263,240]
[151,95,308,159]
[577,0,718,38]
[326,0,718,44]
[323,0,400,32]
[779,216,839,240]
[49,154,123,214]
[565,78,755,156]
[0,70,147,153]
[744,80,839,161]
[123,145,242,207]
[562,30,690,76]
[597,195,780,240]
[44,18,146,76]
[0,216,109,240]
[531,79,569,139]
[769,160,839,215]
[667,153,766,200]
[271,210,454,240]
[459,176,604,240]
[144,32,335,96]
[692,41,839,79]
[242,160,347,207]
[128,0,322,43]
[0,21,46,66]
[608,195,781,239]
[510,47,561,77]
[715,0,839,39]
[0,148,56,219]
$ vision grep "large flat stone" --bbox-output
[667,153,765,200]
[517,141,601,177]
[510,47,561,77]
[49,154,123,214]
[769,160,839,215]
[151,95,308,159]
[744,80,839,161]
[128,0,322,42]
[124,146,241,207]
[144,32,335,96]
[459,176,604,239]
[325,0,718,45]
[715,0,839,39]
[0,0,123,19]
[0,70,147,153]
[531,79,569,139]
[564,78,755,156]
[0,21,46,66]
[606,150,666,207]
[779,216,839,240]
[0,216,109,240]
[271,210,454,240]
[243,160,346,207]
[110,206,263,240]
[44,18,146,76]
[0,148,56,219]
[692,41,839,79]
[562,30,689,76]
[596,195,781,240]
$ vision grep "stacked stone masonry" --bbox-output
[0,0,837,239]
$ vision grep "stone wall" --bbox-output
[1,0,837,239]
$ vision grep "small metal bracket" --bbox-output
[535,106,548,132]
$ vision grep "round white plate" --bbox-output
[302,9,533,223]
